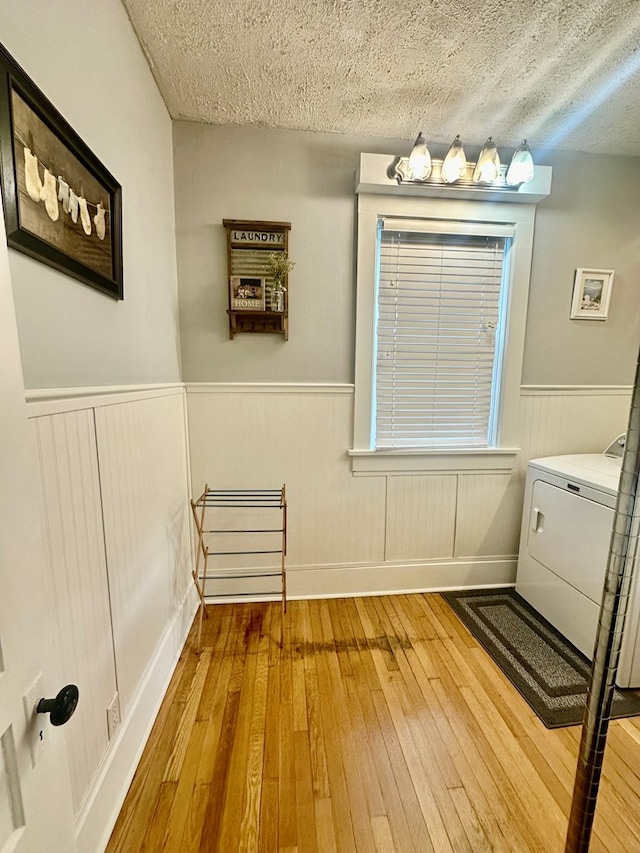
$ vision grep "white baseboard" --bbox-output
[290,557,517,597]
[203,557,516,603]
[76,587,198,853]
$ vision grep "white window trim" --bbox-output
[351,180,546,474]
[349,446,521,475]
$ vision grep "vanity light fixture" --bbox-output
[506,139,535,185]
[441,135,467,184]
[393,133,535,189]
[406,131,432,181]
[472,137,501,184]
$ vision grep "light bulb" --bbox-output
[472,137,501,184]
[441,135,467,183]
[407,132,432,181]
[506,139,535,185]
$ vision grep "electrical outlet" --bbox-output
[23,673,45,767]
[107,693,120,740]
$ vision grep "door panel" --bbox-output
[33,410,118,816]
[0,725,25,845]
[0,197,76,849]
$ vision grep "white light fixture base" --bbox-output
[394,158,523,190]
[359,153,552,203]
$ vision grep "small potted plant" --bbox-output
[266,251,295,312]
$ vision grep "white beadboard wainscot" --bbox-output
[454,474,524,558]
[517,386,632,472]
[187,383,632,600]
[26,384,196,853]
[385,475,456,561]
[186,384,386,573]
[94,390,193,715]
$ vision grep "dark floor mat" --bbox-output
[441,587,640,728]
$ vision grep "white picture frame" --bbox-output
[570,268,614,320]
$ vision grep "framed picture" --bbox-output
[570,268,614,320]
[0,43,123,299]
[230,275,266,310]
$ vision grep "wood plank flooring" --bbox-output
[106,595,640,852]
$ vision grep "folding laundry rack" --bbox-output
[190,484,287,646]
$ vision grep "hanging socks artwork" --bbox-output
[78,197,91,235]
[22,150,101,238]
[24,147,44,202]
[57,177,71,214]
[68,189,79,223]
[93,202,106,240]
[39,169,59,221]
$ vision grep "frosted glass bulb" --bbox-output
[472,137,501,183]
[506,139,535,185]
[407,132,432,181]
[441,135,467,183]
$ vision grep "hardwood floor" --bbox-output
[106,595,640,852]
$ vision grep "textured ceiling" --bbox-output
[122,0,640,157]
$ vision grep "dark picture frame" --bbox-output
[0,43,123,299]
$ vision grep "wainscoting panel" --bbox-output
[95,390,193,716]
[385,475,456,561]
[517,387,631,475]
[187,386,386,570]
[27,386,196,853]
[455,473,523,558]
[32,409,117,818]
[187,384,632,599]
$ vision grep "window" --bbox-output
[375,221,512,450]
[351,163,549,474]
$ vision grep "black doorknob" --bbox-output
[36,684,79,726]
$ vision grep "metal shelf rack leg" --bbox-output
[190,484,287,647]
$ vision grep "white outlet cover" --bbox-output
[23,673,46,768]
[107,693,120,740]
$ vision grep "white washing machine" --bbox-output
[515,436,640,688]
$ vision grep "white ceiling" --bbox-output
[122,0,640,157]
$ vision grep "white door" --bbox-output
[0,211,77,848]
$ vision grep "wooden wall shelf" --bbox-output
[223,218,291,340]
[227,310,288,340]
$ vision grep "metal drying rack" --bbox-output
[190,484,287,646]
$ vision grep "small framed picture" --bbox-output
[570,268,614,320]
[230,275,265,310]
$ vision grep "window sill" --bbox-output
[348,447,520,475]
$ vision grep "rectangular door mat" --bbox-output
[441,587,640,728]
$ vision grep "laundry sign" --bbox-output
[223,218,291,339]
[231,229,284,246]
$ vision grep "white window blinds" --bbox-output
[375,222,511,449]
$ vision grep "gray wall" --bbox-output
[7,0,636,393]
[523,151,640,385]
[174,122,640,387]
[174,122,403,383]
[2,0,182,389]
